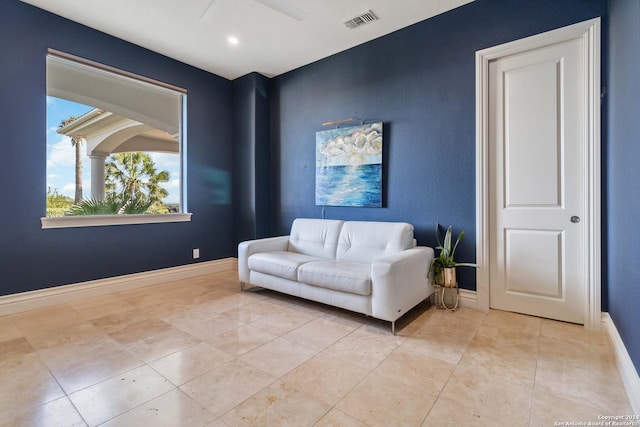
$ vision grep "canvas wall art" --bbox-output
[316,122,383,207]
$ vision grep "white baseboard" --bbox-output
[459,288,477,310]
[0,258,237,316]
[602,313,640,415]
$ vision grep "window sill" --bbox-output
[41,213,192,229]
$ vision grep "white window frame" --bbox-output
[42,50,190,229]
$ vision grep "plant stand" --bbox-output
[435,283,460,311]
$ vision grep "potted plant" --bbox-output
[430,224,477,288]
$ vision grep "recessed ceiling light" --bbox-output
[227,36,239,45]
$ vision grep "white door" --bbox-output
[488,37,586,324]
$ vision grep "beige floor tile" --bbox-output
[0,316,23,342]
[41,343,144,393]
[467,323,540,357]
[163,311,245,340]
[105,317,177,346]
[280,353,369,406]
[11,304,87,338]
[123,326,201,362]
[481,309,542,335]
[282,315,357,351]
[0,352,66,414]
[115,285,157,300]
[125,295,180,315]
[538,335,615,368]
[91,308,156,335]
[374,344,457,394]
[68,294,137,320]
[0,271,632,427]
[0,396,87,427]
[392,300,435,337]
[535,351,632,414]
[315,409,369,427]
[540,317,609,346]
[240,336,316,377]
[529,384,611,427]
[421,308,486,334]
[27,322,114,354]
[0,336,35,363]
[282,297,331,317]
[455,324,539,386]
[321,308,369,329]
[188,293,255,315]
[358,317,397,334]
[100,388,216,427]
[69,365,174,426]
[433,305,487,324]
[437,369,533,426]
[249,307,317,336]
[455,347,537,386]
[323,326,404,370]
[336,372,435,427]
[399,325,473,365]
[221,381,330,426]
[208,324,278,357]
[150,341,234,385]
[222,299,283,323]
[180,359,275,416]
[422,395,506,427]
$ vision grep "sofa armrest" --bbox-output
[370,246,435,322]
[238,236,290,283]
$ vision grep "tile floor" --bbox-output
[0,270,633,426]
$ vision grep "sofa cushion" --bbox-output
[288,218,344,259]
[248,251,318,281]
[336,221,415,263]
[298,260,371,296]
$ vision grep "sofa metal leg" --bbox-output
[391,321,396,335]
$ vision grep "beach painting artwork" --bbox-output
[316,122,383,207]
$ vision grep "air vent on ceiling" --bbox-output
[344,10,378,29]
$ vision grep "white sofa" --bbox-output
[238,218,434,333]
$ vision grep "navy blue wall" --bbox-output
[232,73,272,243]
[272,0,607,290]
[0,0,234,295]
[608,0,640,375]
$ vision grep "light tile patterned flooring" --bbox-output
[0,270,632,426]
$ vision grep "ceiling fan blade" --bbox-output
[251,0,306,22]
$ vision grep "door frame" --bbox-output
[475,18,601,329]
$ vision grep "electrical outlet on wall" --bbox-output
[193,248,200,259]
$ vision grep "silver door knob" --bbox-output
[570,216,580,223]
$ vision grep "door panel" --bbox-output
[505,59,561,207]
[504,229,563,298]
[489,38,585,324]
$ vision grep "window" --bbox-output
[42,50,190,228]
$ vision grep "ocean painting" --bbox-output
[316,122,383,207]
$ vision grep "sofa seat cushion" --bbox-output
[248,251,319,281]
[298,260,371,296]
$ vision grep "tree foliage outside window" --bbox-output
[46,187,74,217]
[105,152,170,213]
[63,152,171,216]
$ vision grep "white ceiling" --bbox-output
[22,0,474,80]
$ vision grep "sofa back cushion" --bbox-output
[288,218,345,259]
[336,221,415,263]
